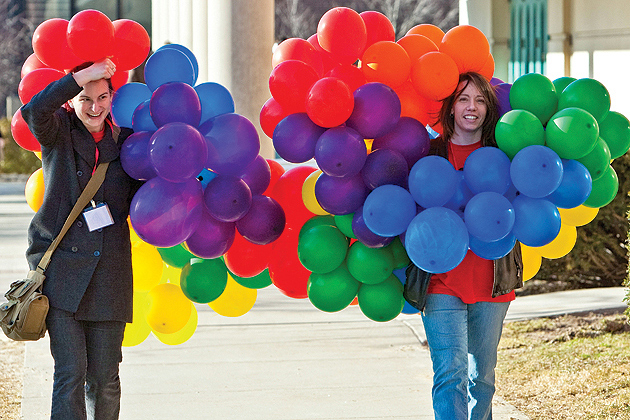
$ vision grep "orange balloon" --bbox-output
[411,51,459,101]
[25,168,44,212]
[439,25,490,74]
[360,41,410,88]
[406,24,445,46]
[393,81,428,125]
[397,34,438,63]
[479,54,495,81]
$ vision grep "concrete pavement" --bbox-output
[1,179,626,419]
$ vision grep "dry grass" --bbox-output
[0,338,24,420]
[497,312,630,420]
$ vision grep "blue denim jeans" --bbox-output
[46,307,126,420]
[421,294,510,420]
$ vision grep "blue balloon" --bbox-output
[510,145,564,198]
[443,171,474,218]
[464,192,515,242]
[156,44,199,84]
[111,82,152,128]
[195,82,235,126]
[511,195,561,247]
[351,206,394,248]
[273,113,326,163]
[120,131,157,181]
[144,48,196,91]
[346,82,401,139]
[363,185,417,237]
[392,268,420,314]
[469,234,516,260]
[408,155,458,208]
[463,147,511,194]
[131,100,157,132]
[405,207,469,274]
[547,159,592,208]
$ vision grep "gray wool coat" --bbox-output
[21,74,141,322]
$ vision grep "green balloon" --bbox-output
[509,73,558,124]
[357,275,404,322]
[229,268,272,289]
[346,241,394,284]
[299,215,336,239]
[334,213,356,239]
[157,244,195,268]
[558,78,610,122]
[495,109,545,159]
[577,137,611,181]
[584,165,618,208]
[298,225,349,273]
[180,258,228,303]
[545,107,599,159]
[307,263,360,313]
[386,237,410,269]
[552,76,576,98]
[599,111,630,159]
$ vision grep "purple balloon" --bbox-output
[314,173,369,215]
[490,77,504,86]
[314,127,367,177]
[352,207,394,248]
[150,82,202,128]
[273,113,326,163]
[199,113,260,176]
[203,175,252,222]
[130,177,203,247]
[185,209,236,259]
[495,83,512,117]
[346,82,401,139]
[372,117,430,169]
[361,148,408,189]
[239,155,271,196]
[149,122,208,183]
[120,131,157,181]
[235,195,286,245]
[132,100,157,133]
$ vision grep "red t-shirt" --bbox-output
[427,140,515,304]
[90,127,106,175]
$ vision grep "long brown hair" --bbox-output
[438,72,499,147]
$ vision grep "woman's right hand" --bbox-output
[72,59,116,87]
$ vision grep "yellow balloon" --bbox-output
[153,304,197,345]
[208,274,257,317]
[536,224,577,259]
[365,138,374,154]
[128,217,142,244]
[302,169,328,216]
[146,283,192,334]
[558,205,598,227]
[24,168,45,212]
[520,244,542,281]
[160,263,182,285]
[132,241,164,291]
[122,291,151,347]
[34,151,42,160]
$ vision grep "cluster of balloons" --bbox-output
[112,44,286,259]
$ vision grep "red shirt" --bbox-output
[427,141,515,304]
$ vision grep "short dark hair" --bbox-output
[70,62,114,91]
[438,72,499,147]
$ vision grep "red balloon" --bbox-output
[224,231,273,278]
[269,60,320,113]
[359,11,395,53]
[325,64,366,93]
[31,18,82,71]
[272,38,324,77]
[21,54,47,79]
[269,166,317,228]
[268,229,310,299]
[67,10,115,62]
[111,70,129,91]
[18,68,65,104]
[317,7,367,65]
[305,77,354,127]
[11,109,40,152]
[112,19,150,71]
[259,97,289,139]
[439,25,490,74]
[307,33,337,74]
[263,159,286,196]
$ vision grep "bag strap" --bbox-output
[36,125,120,274]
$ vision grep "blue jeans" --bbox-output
[421,294,510,420]
[46,307,126,420]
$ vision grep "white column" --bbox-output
[192,0,209,83]
[167,0,180,44]
[151,0,170,50]
[178,0,193,50]
[206,0,233,89]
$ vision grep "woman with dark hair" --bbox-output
[21,58,141,420]
[416,72,523,420]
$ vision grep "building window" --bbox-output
[509,0,547,82]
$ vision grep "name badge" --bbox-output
[83,202,114,232]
